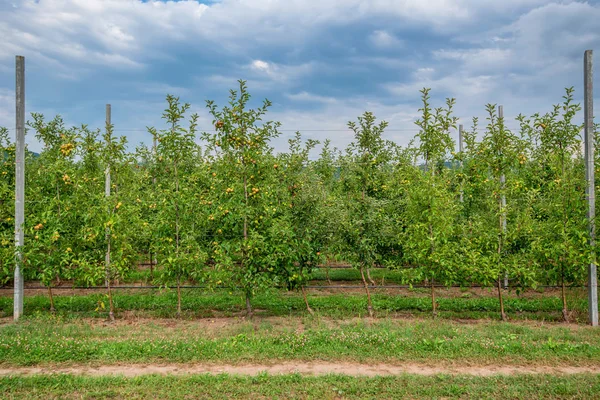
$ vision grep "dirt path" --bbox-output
[1,362,599,378]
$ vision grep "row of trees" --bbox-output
[0,82,596,321]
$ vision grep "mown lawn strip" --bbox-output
[2,373,600,399]
[1,316,599,367]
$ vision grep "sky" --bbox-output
[0,0,599,155]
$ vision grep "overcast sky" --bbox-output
[0,0,598,154]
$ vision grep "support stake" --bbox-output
[499,105,508,290]
[105,104,111,289]
[14,56,25,321]
[459,124,464,203]
[584,49,598,326]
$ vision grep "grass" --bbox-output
[126,266,406,285]
[0,287,590,322]
[1,315,599,366]
[1,373,600,399]
[1,287,597,398]
[310,266,404,283]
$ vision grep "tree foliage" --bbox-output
[0,84,595,322]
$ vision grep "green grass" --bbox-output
[1,316,599,366]
[310,267,405,283]
[2,373,600,399]
[0,288,590,322]
[125,266,406,285]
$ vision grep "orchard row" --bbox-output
[0,82,596,320]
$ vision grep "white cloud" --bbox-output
[246,60,315,82]
[433,48,511,63]
[386,69,496,101]
[452,2,599,70]
[414,67,435,79]
[269,96,427,154]
[0,88,46,153]
[0,0,559,77]
[286,91,337,104]
[0,0,210,73]
[432,48,513,75]
[197,60,317,92]
[369,30,404,48]
[250,60,272,73]
[383,1,600,133]
[138,83,190,96]
[0,0,597,155]
[0,89,13,130]
[348,56,417,70]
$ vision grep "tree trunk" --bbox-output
[497,194,506,322]
[48,285,55,313]
[56,182,61,218]
[174,161,183,319]
[150,250,154,282]
[560,153,570,324]
[366,266,376,286]
[359,185,374,315]
[151,134,157,285]
[107,280,115,322]
[360,264,374,317]
[106,208,113,321]
[301,286,314,315]
[243,173,248,240]
[105,233,110,289]
[241,164,253,320]
[245,290,253,319]
[175,164,180,251]
[176,279,182,318]
[497,277,507,321]
[561,273,569,323]
[431,278,437,317]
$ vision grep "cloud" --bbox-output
[380,1,600,133]
[0,89,13,130]
[0,0,597,156]
[201,60,316,92]
[0,0,556,77]
[268,96,425,155]
[247,60,315,82]
[385,68,497,110]
[369,30,404,48]
[286,91,337,104]
[0,0,211,75]
[432,48,512,74]
[137,83,190,97]
[250,60,272,73]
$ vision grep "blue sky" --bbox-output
[0,0,599,154]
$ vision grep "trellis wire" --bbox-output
[4,51,598,326]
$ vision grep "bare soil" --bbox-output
[0,284,586,299]
[0,362,598,378]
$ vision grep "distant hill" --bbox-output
[1,150,39,159]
